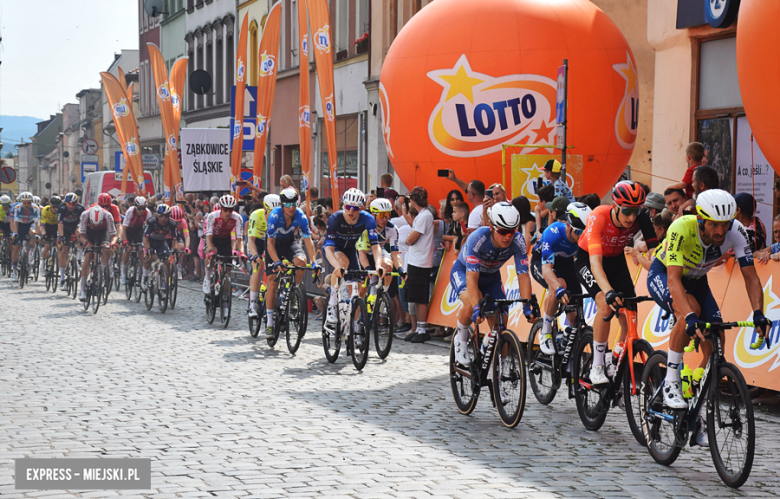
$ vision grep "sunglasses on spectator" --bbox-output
[344,205,361,212]
[495,227,516,237]
[619,206,640,216]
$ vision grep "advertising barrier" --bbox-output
[427,250,780,390]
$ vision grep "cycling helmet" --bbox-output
[280,187,299,205]
[696,189,736,222]
[0,195,10,204]
[488,201,521,229]
[134,196,147,208]
[565,202,592,231]
[98,193,112,207]
[170,205,184,222]
[50,196,62,207]
[212,203,221,212]
[342,188,366,208]
[263,194,281,210]
[156,204,172,217]
[219,194,236,209]
[33,196,41,205]
[369,198,393,213]
[612,181,646,207]
[88,206,105,225]
[18,192,33,202]
[64,192,79,204]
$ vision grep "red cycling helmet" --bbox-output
[612,181,646,207]
[98,193,112,207]
[171,206,184,222]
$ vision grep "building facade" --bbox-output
[15,114,62,196]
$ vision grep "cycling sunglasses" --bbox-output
[495,227,516,237]
[619,206,641,217]
[282,202,296,208]
[221,206,234,212]
[572,227,584,236]
[375,212,390,219]
[344,205,361,212]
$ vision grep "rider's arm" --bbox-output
[357,231,370,268]
[741,265,765,317]
[466,271,483,311]
[583,210,613,294]
[142,235,151,250]
[510,233,533,302]
[303,237,317,263]
[247,235,259,258]
[324,245,341,269]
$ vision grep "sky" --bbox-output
[0,0,139,119]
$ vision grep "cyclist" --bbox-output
[574,180,658,385]
[77,205,118,301]
[451,201,538,368]
[10,192,39,282]
[120,196,152,285]
[357,197,404,297]
[169,205,192,275]
[531,202,591,355]
[94,193,121,260]
[32,195,42,211]
[57,193,86,288]
[323,188,386,337]
[141,204,179,289]
[246,194,280,320]
[0,194,12,241]
[647,190,770,430]
[262,188,320,336]
[202,194,244,296]
[39,195,61,277]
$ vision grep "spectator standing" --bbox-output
[678,165,720,216]
[443,189,465,224]
[577,193,601,210]
[663,187,688,218]
[734,193,768,254]
[769,215,780,260]
[543,159,575,202]
[443,202,469,253]
[443,169,486,232]
[677,142,706,198]
[403,187,435,343]
[534,183,556,234]
[511,196,536,251]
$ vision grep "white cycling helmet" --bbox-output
[279,187,299,204]
[263,194,281,210]
[134,196,147,208]
[0,195,10,204]
[32,196,41,205]
[219,194,236,209]
[18,192,33,202]
[342,188,366,208]
[369,198,393,213]
[566,202,592,231]
[696,189,736,222]
[488,201,521,230]
[88,206,105,225]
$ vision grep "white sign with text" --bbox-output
[180,128,231,192]
[736,117,773,247]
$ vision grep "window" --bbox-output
[206,41,213,107]
[227,34,234,90]
[216,38,224,105]
[188,48,195,111]
[337,0,349,54]
[698,37,742,110]
[357,0,368,41]
[291,0,299,67]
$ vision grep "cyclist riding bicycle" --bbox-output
[202,194,244,296]
[93,193,121,259]
[574,180,658,386]
[531,202,591,355]
[261,187,320,337]
[10,192,40,282]
[357,197,405,298]
[39,195,61,276]
[57,192,86,288]
[246,194,280,321]
[120,196,152,285]
[77,205,118,301]
[170,205,192,261]
[0,194,12,240]
[142,204,179,289]
[647,190,770,428]
[323,188,386,336]
[450,201,538,367]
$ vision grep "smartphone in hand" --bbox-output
[437,169,450,177]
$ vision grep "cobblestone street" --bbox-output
[2,278,780,498]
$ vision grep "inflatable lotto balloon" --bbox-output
[379,0,639,201]
[737,1,780,173]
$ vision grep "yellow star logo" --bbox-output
[614,53,638,96]
[428,55,485,104]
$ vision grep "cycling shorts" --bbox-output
[84,227,110,246]
[531,254,579,292]
[126,226,144,245]
[43,224,58,241]
[574,248,635,298]
[211,237,233,258]
[265,239,305,269]
[450,260,507,311]
[13,223,33,245]
[646,258,721,322]
[148,240,171,257]
[0,221,11,236]
[61,222,78,241]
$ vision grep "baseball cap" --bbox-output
[545,196,569,220]
[543,159,563,173]
[383,188,399,200]
[644,192,665,211]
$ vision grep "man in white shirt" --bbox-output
[403,186,435,343]
[442,170,486,233]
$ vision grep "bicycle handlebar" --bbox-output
[603,294,654,322]
[477,294,538,319]
[683,321,755,353]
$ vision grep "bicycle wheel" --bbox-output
[708,362,755,488]
[249,292,265,338]
[373,292,394,359]
[133,260,144,303]
[322,312,341,363]
[350,297,370,371]
[573,331,608,431]
[44,255,53,291]
[219,275,232,328]
[157,264,169,313]
[286,287,306,354]
[527,321,558,405]
[641,351,683,466]
[449,331,480,415]
[19,251,28,289]
[144,270,154,311]
[623,339,654,445]
[113,255,121,291]
[205,287,217,324]
[91,263,102,314]
[125,257,135,300]
[50,254,58,293]
[492,330,527,428]
[169,262,179,309]
[33,245,40,282]
[102,265,111,305]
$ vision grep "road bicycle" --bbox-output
[364,271,403,359]
[112,244,123,292]
[82,245,108,314]
[450,294,534,428]
[205,254,242,328]
[168,249,187,310]
[571,294,655,444]
[642,321,757,488]
[60,237,80,300]
[43,238,58,292]
[17,239,30,289]
[31,236,41,282]
[248,282,267,339]
[142,247,172,313]
[266,261,318,354]
[0,236,11,277]
[322,269,374,371]
[124,243,143,302]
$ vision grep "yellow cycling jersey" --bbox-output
[40,205,59,225]
[247,208,267,239]
[655,215,752,278]
[0,205,8,223]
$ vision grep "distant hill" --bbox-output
[0,115,47,147]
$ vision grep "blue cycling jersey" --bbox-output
[532,221,579,265]
[266,207,311,242]
[323,210,377,251]
[454,226,529,276]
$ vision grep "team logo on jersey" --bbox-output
[258,52,276,77]
[612,52,639,150]
[734,277,780,370]
[256,113,268,139]
[314,26,331,54]
[157,82,171,101]
[299,105,310,128]
[324,95,334,121]
[427,55,557,158]
[236,57,246,83]
[379,82,393,159]
[172,92,181,112]
[125,137,140,156]
[301,36,308,57]
[112,98,130,119]
[233,120,243,139]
